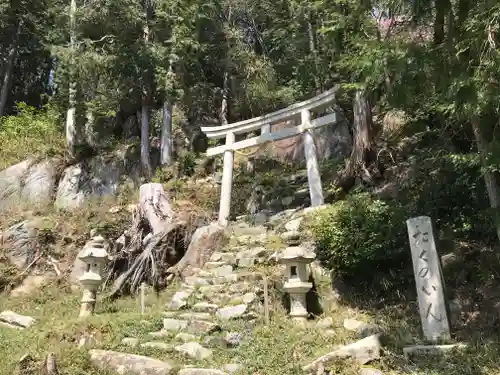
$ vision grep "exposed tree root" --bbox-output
[104,183,200,299]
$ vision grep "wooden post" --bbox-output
[406,216,450,342]
[219,132,235,226]
[140,282,146,315]
[263,276,269,325]
[301,110,324,206]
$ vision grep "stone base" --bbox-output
[403,343,467,357]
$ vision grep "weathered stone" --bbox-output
[197,270,213,278]
[228,283,251,293]
[210,252,223,262]
[193,302,219,313]
[89,349,174,375]
[0,310,36,328]
[0,159,59,209]
[407,216,450,341]
[205,262,227,269]
[403,343,467,357]
[166,290,193,310]
[213,265,234,277]
[55,151,142,209]
[178,312,212,321]
[163,318,188,332]
[176,333,197,342]
[285,217,303,232]
[186,320,220,334]
[122,337,140,347]
[303,334,383,371]
[237,257,256,268]
[216,304,248,320]
[10,275,52,297]
[220,253,237,264]
[280,231,301,246]
[343,319,380,337]
[173,222,226,277]
[212,274,238,284]
[225,331,246,347]
[203,336,229,348]
[1,218,51,270]
[242,293,257,304]
[199,285,224,295]
[178,369,228,375]
[360,368,384,375]
[224,363,244,373]
[175,342,213,360]
[184,276,210,286]
[316,317,334,329]
[141,342,174,351]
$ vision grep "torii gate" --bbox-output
[201,87,340,226]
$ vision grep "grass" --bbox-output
[3,275,500,375]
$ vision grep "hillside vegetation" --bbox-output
[3,0,500,374]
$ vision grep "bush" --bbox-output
[310,193,409,290]
[0,102,65,170]
[401,152,493,243]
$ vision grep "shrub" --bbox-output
[0,102,65,170]
[310,193,409,290]
[401,152,493,243]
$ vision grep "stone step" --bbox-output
[161,318,220,335]
[192,302,219,313]
[162,311,213,321]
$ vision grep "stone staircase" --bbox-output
[90,215,296,375]
[89,207,386,375]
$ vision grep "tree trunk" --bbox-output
[0,22,21,120]
[346,90,377,180]
[105,183,195,298]
[433,0,446,45]
[160,100,173,166]
[140,103,153,178]
[66,0,77,157]
[220,70,229,125]
[471,116,500,243]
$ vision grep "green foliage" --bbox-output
[310,193,409,290]
[402,152,494,242]
[178,151,196,177]
[0,103,65,170]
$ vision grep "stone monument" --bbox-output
[279,232,315,323]
[406,216,450,341]
[78,236,109,317]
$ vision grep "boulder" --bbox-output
[1,217,51,269]
[89,349,174,375]
[0,159,31,207]
[303,334,383,371]
[0,310,36,328]
[0,159,59,208]
[21,159,59,203]
[55,147,148,209]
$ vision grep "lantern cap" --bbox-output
[280,231,301,246]
[78,246,109,262]
[278,246,315,263]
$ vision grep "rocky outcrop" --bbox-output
[258,117,352,163]
[0,217,51,269]
[0,159,60,209]
[0,145,157,210]
[55,151,139,209]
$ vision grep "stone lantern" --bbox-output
[78,236,109,317]
[279,232,315,323]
